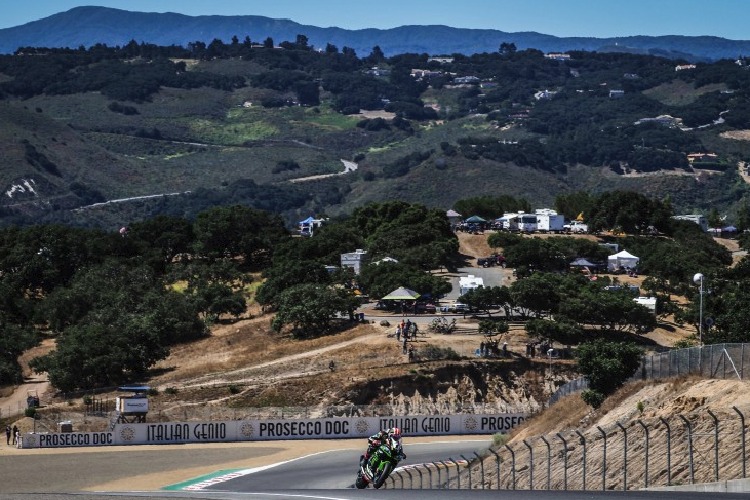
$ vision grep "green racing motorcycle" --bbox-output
[355,435,406,489]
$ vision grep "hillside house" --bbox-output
[545,53,570,61]
[634,115,679,127]
[609,90,625,98]
[428,56,454,64]
[675,64,697,71]
[673,214,708,232]
[687,153,718,163]
[340,249,368,275]
[534,89,558,100]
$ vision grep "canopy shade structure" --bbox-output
[570,258,596,267]
[381,287,421,300]
[607,250,639,271]
[464,215,487,223]
[299,216,315,224]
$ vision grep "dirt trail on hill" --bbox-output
[174,330,384,389]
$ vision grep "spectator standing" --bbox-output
[5,425,10,445]
[396,326,401,341]
[12,425,18,445]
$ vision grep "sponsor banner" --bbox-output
[22,431,115,448]
[21,413,527,448]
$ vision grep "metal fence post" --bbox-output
[597,426,607,491]
[637,420,649,488]
[504,444,516,490]
[679,415,695,484]
[517,440,530,490]
[575,430,586,490]
[474,452,485,489]
[450,458,459,490]
[742,344,745,380]
[540,435,551,490]
[616,422,628,491]
[659,417,672,485]
[734,406,747,478]
[490,449,501,490]
[707,409,719,481]
[461,454,471,489]
[556,432,568,490]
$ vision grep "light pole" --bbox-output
[693,273,704,346]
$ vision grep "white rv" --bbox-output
[517,214,538,232]
[535,209,565,233]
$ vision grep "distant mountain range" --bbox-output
[1,6,750,61]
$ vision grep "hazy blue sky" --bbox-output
[2,0,748,40]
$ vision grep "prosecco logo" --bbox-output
[464,416,478,431]
[240,422,254,438]
[356,420,369,434]
[24,435,36,447]
[119,425,136,441]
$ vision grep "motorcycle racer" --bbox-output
[361,427,406,466]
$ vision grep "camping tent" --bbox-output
[607,250,640,271]
[381,287,421,300]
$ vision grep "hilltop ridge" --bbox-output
[2,6,750,59]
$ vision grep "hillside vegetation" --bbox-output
[1,42,750,229]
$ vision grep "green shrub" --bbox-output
[229,384,241,394]
[418,345,460,361]
[164,387,178,395]
[24,407,37,418]
[147,388,160,396]
[581,389,606,409]
[492,432,509,447]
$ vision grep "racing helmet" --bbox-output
[389,427,402,440]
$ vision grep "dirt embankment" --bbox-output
[468,377,750,490]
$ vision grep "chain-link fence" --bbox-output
[387,405,750,490]
[549,343,750,406]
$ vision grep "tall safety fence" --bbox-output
[387,405,750,490]
[549,343,750,406]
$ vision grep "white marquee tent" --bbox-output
[607,250,640,271]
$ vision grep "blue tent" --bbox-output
[299,216,315,225]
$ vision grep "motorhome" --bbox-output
[517,214,538,232]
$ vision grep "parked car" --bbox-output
[415,303,437,314]
[477,254,507,268]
